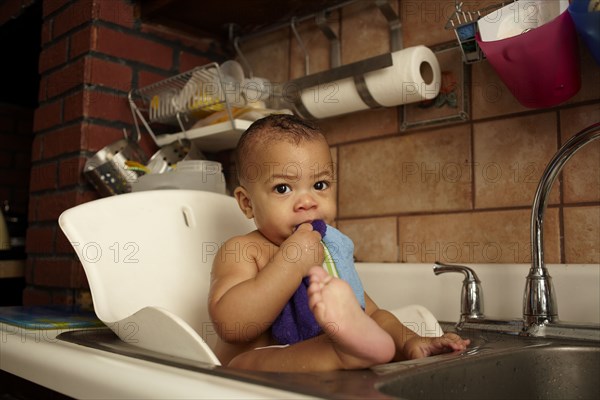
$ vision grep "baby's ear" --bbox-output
[234,186,254,219]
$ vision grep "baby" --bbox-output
[208,114,469,371]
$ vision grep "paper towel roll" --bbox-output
[298,46,440,119]
[365,46,441,107]
[300,77,368,119]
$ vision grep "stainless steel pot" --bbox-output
[84,138,148,197]
[146,139,190,174]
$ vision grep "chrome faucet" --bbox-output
[434,122,600,339]
[433,262,484,324]
[525,122,600,326]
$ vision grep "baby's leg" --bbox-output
[307,266,395,368]
[228,268,394,372]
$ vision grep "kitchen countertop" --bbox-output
[0,305,308,399]
[1,321,322,399]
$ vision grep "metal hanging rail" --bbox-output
[237,0,358,43]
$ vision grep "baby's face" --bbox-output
[241,138,336,245]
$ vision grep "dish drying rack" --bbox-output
[129,62,253,152]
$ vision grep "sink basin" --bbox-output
[377,343,599,399]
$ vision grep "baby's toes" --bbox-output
[309,265,329,282]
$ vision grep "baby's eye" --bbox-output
[274,184,291,194]
[314,181,329,191]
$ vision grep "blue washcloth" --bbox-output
[271,224,365,345]
[323,225,366,309]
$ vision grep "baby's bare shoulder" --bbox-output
[215,231,266,260]
[215,231,278,271]
[221,230,268,250]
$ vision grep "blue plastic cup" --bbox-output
[569,0,600,65]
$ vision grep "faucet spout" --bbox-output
[525,122,600,326]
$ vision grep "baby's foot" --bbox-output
[307,266,395,369]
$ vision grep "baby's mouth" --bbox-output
[294,220,327,238]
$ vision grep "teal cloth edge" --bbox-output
[322,225,366,309]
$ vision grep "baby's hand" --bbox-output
[280,223,324,277]
[402,333,470,359]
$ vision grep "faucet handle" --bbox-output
[433,262,485,322]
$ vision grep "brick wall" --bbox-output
[23,0,227,306]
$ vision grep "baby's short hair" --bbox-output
[235,114,325,183]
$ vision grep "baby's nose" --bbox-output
[294,193,317,211]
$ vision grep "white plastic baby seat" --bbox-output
[58,190,255,365]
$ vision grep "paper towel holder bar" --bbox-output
[286,53,393,119]
[353,74,383,109]
[286,53,393,92]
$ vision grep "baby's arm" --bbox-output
[364,293,469,361]
[208,225,323,343]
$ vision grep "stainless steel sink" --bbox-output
[376,339,599,400]
[59,326,599,399]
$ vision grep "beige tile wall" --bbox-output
[240,0,600,264]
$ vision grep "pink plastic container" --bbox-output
[477,11,580,108]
